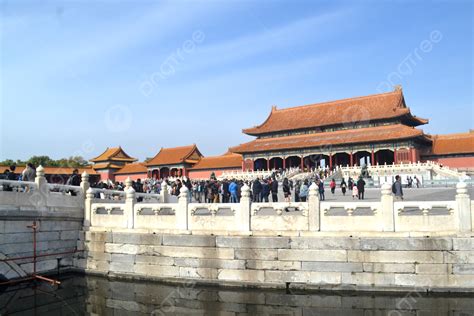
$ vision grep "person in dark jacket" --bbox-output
[174,179,182,196]
[318,179,325,201]
[135,178,144,202]
[66,169,81,196]
[7,165,17,181]
[262,180,270,202]
[356,177,366,200]
[348,177,354,190]
[294,180,301,202]
[271,179,279,202]
[282,178,291,202]
[393,175,404,200]
[252,178,262,202]
[340,179,347,196]
[222,180,230,203]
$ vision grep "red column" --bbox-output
[241,159,245,171]
[329,153,333,169]
[300,156,304,170]
[267,159,270,171]
[394,149,398,164]
[182,168,187,177]
[371,150,375,166]
[411,148,417,163]
[283,158,286,169]
[350,152,353,167]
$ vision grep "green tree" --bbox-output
[1,155,90,167]
[27,156,55,167]
[0,159,16,166]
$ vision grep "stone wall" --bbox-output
[0,166,85,280]
[83,231,474,292]
[0,211,83,280]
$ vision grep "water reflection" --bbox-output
[0,274,473,315]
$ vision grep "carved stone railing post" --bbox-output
[380,183,395,232]
[84,188,94,227]
[238,183,251,233]
[35,165,47,194]
[80,171,90,196]
[308,182,320,231]
[176,186,189,230]
[31,165,48,208]
[161,181,169,203]
[125,187,136,229]
[125,177,133,190]
[455,181,472,233]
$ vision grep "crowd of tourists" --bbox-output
[1,163,37,183]
[1,163,407,202]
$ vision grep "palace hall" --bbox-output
[230,87,432,171]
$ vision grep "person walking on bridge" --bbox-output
[271,178,279,202]
[282,178,291,202]
[356,177,366,200]
[392,175,404,200]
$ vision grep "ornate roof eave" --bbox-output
[145,144,203,167]
[241,89,417,136]
[242,106,276,136]
[231,125,426,154]
[90,146,137,163]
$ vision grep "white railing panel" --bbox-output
[91,203,127,228]
[188,203,241,231]
[136,193,161,202]
[394,201,457,232]
[48,183,83,195]
[134,203,177,230]
[320,201,382,232]
[89,188,126,201]
[0,180,37,192]
[251,202,309,231]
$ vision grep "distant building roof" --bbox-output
[146,144,203,167]
[90,147,137,163]
[430,130,474,155]
[191,152,242,170]
[243,88,428,136]
[115,163,148,175]
[0,165,98,175]
[231,124,428,154]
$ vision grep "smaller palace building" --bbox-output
[425,131,474,169]
[145,144,203,179]
[90,147,137,181]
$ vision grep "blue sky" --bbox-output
[1,0,472,161]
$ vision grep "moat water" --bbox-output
[1,273,473,315]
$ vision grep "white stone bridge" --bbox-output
[0,165,473,292]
